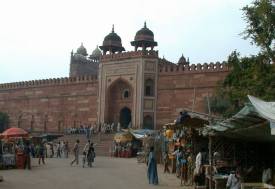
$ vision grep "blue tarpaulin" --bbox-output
[129,129,158,139]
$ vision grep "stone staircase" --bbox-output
[55,133,115,156]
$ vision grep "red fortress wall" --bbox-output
[156,62,229,128]
[0,76,98,133]
[0,62,229,132]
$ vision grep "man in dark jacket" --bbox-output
[24,141,31,170]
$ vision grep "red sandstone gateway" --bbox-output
[0,127,29,139]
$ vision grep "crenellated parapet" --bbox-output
[159,61,229,74]
[100,50,158,62]
[0,75,98,90]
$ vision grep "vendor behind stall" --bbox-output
[175,111,190,124]
[226,168,241,189]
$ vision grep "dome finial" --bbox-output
[144,21,147,28]
[112,24,114,33]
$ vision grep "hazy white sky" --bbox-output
[0,0,259,83]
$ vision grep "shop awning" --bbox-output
[248,95,275,121]
[248,95,275,134]
[164,111,218,129]
[0,127,29,139]
[203,96,275,142]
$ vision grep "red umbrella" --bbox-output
[0,127,29,139]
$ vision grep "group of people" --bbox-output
[65,124,96,137]
[163,146,196,185]
[70,140,96,168]
[65,122,121,138]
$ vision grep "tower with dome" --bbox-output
[69,43,101,77]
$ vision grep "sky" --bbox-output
[0,0,259,83]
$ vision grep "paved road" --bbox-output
[0,157,192,189]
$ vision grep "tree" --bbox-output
[0,112,9,132]
[210,0,275,117]
[242,0,275,62]
[211,51,275,117]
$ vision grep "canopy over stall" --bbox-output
[203,107,271,141]
[0,127,29,140]
[248,95,275,134]
[129,129,158,140]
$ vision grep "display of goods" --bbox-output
[114,132,133,143]
[165,129,174,138]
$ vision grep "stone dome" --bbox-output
[91,45,102,57]
[131,22,157,50]
[102,25,123,47]
[100,25,125,54]
[178,54,189,65]
[134,22,154,42]
[76,43,88,56]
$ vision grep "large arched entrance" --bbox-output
[106,79,133,126]
[120,107,131,129]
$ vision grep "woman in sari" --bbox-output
[147,146,159,185]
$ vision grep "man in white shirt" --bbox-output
[70,139,80,166]
[83,140,91,154]
[117,122,121,132]
[226,169,241,189]
[194,151,202,175]
[262,164,272,184]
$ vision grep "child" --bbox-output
[82,151,87,168]
[163,151,170,173]
[87,146,96,167]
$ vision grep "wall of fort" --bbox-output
[0,75,98,133]
[0,55,230,132]
[156,62,229,128]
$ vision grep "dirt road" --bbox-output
[0,156,191,189]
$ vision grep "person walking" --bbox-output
[163,151,170,173]
[82,140,91,167]
[64,141,69,158]
[38,142,46,165]
[71,139,80,166]
[24,141,31,170]
[87,143,95,167]
[50,143,54,158]
[56,141,62,158]
[147,146,159,185]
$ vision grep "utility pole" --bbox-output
[207,92,213,189]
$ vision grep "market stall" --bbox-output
[201,96,275,189]
[128,129,161,163]
[0,127,29,169]
[113,132,134,158]
[162,111,213,186]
